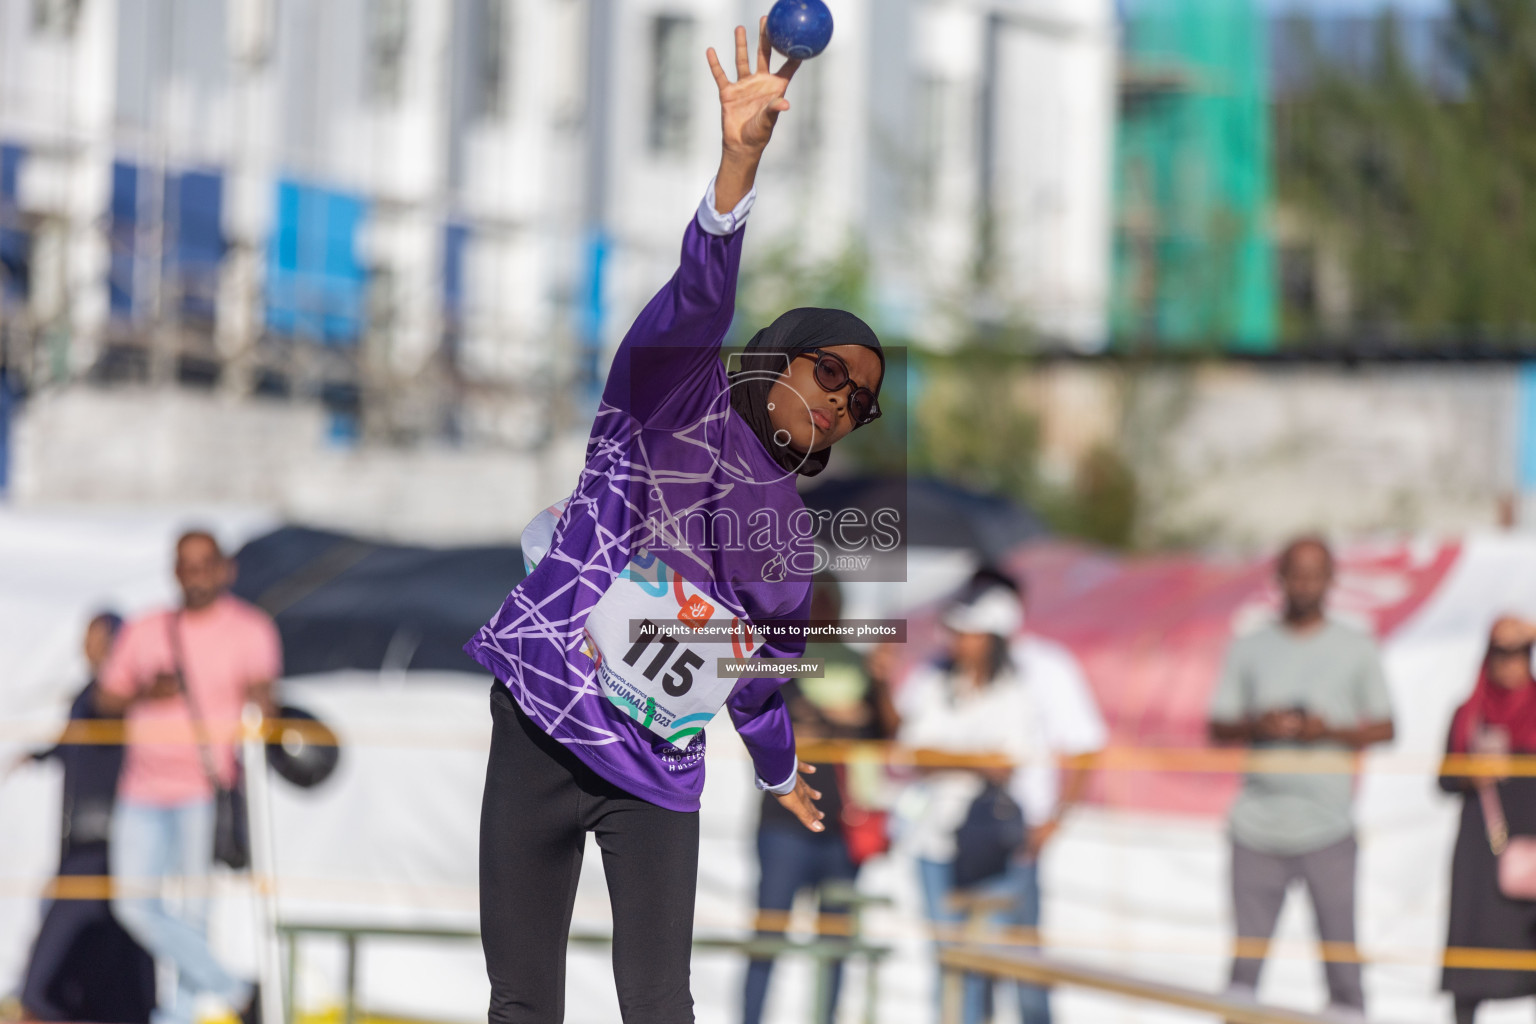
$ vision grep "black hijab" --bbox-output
[728,307,884,478]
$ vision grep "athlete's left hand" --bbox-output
[776,761,826,832]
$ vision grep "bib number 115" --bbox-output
[622,619,706,696]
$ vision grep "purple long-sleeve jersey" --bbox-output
[465,211,813,813]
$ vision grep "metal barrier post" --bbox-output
[243,703,285,1024]
[283,931,297,1024]
[861,947,881,1024]
[940,963,963,1024]
[343,931,358,1024]
[273,922,892,1024]
[812,959,834,1024]
[819,879,892,1024]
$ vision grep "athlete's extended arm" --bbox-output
[707,18,800,213]
[598,20,798,422]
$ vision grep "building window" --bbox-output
[474,0,510,120]
[367,0,410,106]
[1279,243,1317,324]
[915,76,945,209]
[650,16,694,155]
[32,0,79,35]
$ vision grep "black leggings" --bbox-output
[480,681,700,1024]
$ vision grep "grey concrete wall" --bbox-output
[11,363,1524,551]
[1023,361,1522,550]
[10,389,587,544]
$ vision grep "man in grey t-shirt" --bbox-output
[1209,536,1394,1015]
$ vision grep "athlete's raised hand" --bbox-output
[708,18,800,158]
[708,18,801,212]
[775,760,826,833]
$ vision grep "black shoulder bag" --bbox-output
[167,612,251,871]
[952,781,1027,889]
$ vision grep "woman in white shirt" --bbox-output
[895,576,1054,1024]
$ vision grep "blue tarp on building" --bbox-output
[442,222,467,321]
[108,161,137,315]
[441,221,468,362]
[1,144,26,305]
[265,180,368,345]
[172,171,224,322]
[0,371,11,494]
[108,163,226,321]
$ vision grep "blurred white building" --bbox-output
[0,0,1114,514]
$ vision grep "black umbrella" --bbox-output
[266,705,342,787]
[798,475,1048,559]
[231,526,524,677]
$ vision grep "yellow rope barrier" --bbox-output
[3,725,1527,779]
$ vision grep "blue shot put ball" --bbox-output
[767,0,834,60]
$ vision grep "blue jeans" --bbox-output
[743,827,858,1024]
[110,798,251,1024]
[918,857,1051,1024]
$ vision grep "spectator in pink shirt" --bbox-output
[97,530,281,1024]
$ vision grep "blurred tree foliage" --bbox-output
[908,346,1139,549]
[734,237,875,340]
[906,346,1043,510]
[733,237,908,477]
[1276,0,1536,338]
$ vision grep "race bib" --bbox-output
[520,498,763,749]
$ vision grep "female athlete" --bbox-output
[465,19,886,1024]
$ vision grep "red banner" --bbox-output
[1002,540,1463,815]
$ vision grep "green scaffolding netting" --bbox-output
[1113,0,1278,351]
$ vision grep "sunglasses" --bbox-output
[1491,644,1534,659]
[796,349,882,427]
